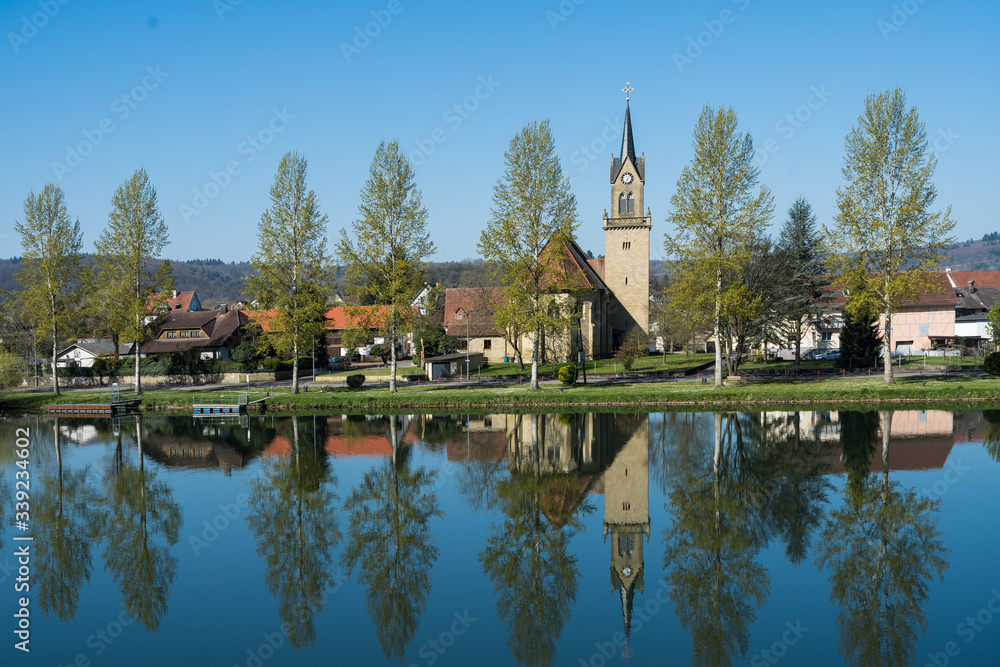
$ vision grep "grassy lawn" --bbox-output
[6,372,1000,414]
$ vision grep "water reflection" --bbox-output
[340,415,442,660]
[0,408,980,665]
[662,413,773,667]
[35,417,97,620]
[815,410,949,667]
[247,415,341,650]
[480,413,603,667]
[983,410,1000,462]
[100,415,183,633]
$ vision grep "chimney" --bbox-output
[172,289,178,299]
[968,280,976,293]
[219,303,229,313]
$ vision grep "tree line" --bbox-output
[3,86,956,397]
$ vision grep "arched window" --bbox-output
[618,192,627,214]
[627,192,635,214]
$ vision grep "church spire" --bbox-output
[620,83,637,167]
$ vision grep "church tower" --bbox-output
[603,86,651,340]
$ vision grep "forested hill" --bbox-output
[2,236,992,303]
[0,257,256,305]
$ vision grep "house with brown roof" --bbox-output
[141,308,251,360]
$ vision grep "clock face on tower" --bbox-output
[622,173,633,184]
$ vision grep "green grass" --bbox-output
[6,373,1000,414]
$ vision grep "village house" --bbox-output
[55,340,134,368]
[141,306,251,360]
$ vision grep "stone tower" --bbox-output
[603,97,651,340]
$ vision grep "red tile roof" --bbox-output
[538,236,609,292]
[245,305,392,333]
[443,288,505,337]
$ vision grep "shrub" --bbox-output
[985,352,1000,376]
[346,373,365,389]
[558,364,576,385]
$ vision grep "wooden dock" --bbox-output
[48,399,142,416]
[193,393,268,416]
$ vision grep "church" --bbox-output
[443,92,651,362]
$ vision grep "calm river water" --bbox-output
[1,409,998,666]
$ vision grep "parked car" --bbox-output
[815,350,841,360]
[328,357,349,371]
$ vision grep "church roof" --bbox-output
[621,101,636,167]
[538,236,611,292]
[612,101,644,182]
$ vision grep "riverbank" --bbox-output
[4,374,1000,414]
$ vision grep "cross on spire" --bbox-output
[622,82,634,102]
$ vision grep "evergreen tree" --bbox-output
[837,307,881,368]
[775,197,826,364]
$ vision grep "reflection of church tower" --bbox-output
[602,414,650,655]
[603,84,651,340]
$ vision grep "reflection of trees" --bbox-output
[751,412,834,566]
[983,410,1000,462]
[663,413,770,667]
[480,414,591,667]
[35,418,96,620]
[649,412,714,495]
[815,410,949,667]
[100,416,182,633]
[340,416,442,661]
[247,416,340,650]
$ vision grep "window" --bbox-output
[622,241,631,250]
[627,192,635,214]
[483,339,492,350]
[820,332,833,342]
[625,276,628,285]
[618,192,627,214]
[456,312,463,320]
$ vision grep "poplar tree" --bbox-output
[15,183,85,395]
[665,105,774,388]
[94,168,172,395]
[336,140,432,393]
[478,119,579,389]
[826,88,955,385]
[247,151,333,394]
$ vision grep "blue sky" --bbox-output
[1,0,996,263]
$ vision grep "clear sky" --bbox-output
[1,0,996,263]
